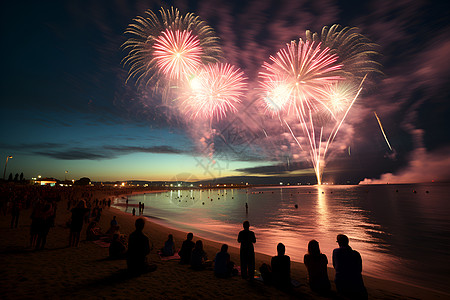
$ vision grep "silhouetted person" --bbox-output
[304,240,331,294]
[271,243,291,290]
[245,203,248,214]
[35,201,54,250]
[190,240,209,270]
[160,234,175,256]
[10,198,21,228]
[238,220,256,280]
[69,200,88,247]
[127,218,155,274]
[179,232,195,265]
[214,244,234,278]
[132,208,136,216]
[86,221,102,241]
[109,233,126,259]
[333,234,367,299]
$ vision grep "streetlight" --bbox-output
[3,155,13,180]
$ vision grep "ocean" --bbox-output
[113,183,450,294]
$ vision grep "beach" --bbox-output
[0,187,447,299]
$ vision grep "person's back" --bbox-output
[237,221,256,279]
[191,240,207,270]
[333,234,367,299]
[109,234,126,259]
[271,243,291,289]
[179,233,195,264]
[304,240,331,294]
[214,244,232,278]
[161,234,175,256]
[127,218,151,273]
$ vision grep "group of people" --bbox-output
[239,221,367,298]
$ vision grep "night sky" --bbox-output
[1,0,449,184]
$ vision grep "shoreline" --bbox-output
[0,187,447,299]
[114,190,448,299]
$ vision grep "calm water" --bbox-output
[113,183,450,294]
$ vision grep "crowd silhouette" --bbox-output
[1,184,368,298]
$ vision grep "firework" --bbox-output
[260,27,380,184]
[306,24,382,80]
[181,63,247,120]
[259,39,343,115]
[122,7,222,87]
[152,29,203,80]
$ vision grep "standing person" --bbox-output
[141,202,144,214]
[35,201,54,250]
[69,200,88,247]
[333,234,368,299]
[271,243,291,290]
[10,196,21,228]
[127,218,155,274]
[178,232,195,265]
[304,240,331,294]
[237,220,256,280]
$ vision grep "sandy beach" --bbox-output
[0,187,446,299]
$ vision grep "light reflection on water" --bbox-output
[114,183,450,293]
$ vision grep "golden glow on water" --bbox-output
[115,184,450,293]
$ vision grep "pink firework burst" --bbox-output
[259,40,342,115]
[153,29,203,80]
[182,63,247,120]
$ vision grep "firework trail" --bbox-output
[260,25,380,184]
[374,111,393,151]
[122,7,222,91]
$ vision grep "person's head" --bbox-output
[277,243,285,256]
[308,240,321,255]
[187,232,193,240]
[112,234,119,241]
[77,200,86,208]
[135,218,145,231]
[221,244,228,253]
[195,240,203,250]
[336,234,349,247]
[168,234,173,241]
[113,216,116,220]
[243,220,250,229]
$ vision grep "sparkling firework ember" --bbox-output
[122,7,222,89]
[181,63,247,120]
[152,29,203,80]
[261,25,379,184]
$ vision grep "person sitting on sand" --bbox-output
[179,232,195,264]
[237,220,256,280]
[304,240,331,294]
[214,244,235,278]
[160,234,175,256]
[127,218,156,274]
[333,234,367,299]
[106,216,119,235]
[271,243,291,290]
[109,233,126,259]
[190,240,210,270]
[86,221,103,241]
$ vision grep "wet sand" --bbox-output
[0,188,446,299]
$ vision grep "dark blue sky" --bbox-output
[1,0,449,183]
